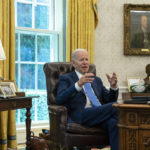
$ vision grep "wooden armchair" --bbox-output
[43,62,109,150]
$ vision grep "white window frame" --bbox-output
[15,0,65,128]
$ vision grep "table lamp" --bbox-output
[0,39,6,80]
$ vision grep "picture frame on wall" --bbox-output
[124,4,150,55]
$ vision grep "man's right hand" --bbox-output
[77,73,94,88]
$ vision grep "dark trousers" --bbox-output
[81,102,118,150]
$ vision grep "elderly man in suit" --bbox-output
[56,49,119,150]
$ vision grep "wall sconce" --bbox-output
[0,40,6,80]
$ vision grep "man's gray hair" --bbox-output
[72,48,88,61]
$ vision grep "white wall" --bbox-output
[95,0,150,89]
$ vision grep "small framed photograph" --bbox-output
[127,77,141,92]
[0,80,18,92]
[0,83,16,97]
[124,4,150,55]
[0,88,4,96]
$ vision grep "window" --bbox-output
[15,0,66,124]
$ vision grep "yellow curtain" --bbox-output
[66,0,98,63]
[0,0,17,149]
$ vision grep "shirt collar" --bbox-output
[75,70,83,79]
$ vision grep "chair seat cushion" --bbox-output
[67,123,107,135]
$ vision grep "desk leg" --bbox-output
[26,107,31,150]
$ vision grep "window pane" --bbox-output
[15,0,64,124]
[37,35,50,62]
[19,105,35,123]
[16,94,38,124]
[15,33,18,61]
[16,110,19,123]
[38,64,46,90]
[30,98,35,121]
[20,108,26,123]
[50,34,59,61]
[37,94,48,120]
[20,34,35,61]
[35,5,49,29]
[20,64,35,89]
[17,3,32,27]
[37,0,49,4]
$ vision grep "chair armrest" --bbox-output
[48,105,68,139]
[49,105,67,125]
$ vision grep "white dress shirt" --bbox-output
[74,70,92,108]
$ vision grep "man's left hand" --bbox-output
[106,72,118,88]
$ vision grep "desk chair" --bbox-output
[43,62,109,150]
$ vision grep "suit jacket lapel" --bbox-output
[71,71,79,83]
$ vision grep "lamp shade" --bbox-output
[0,40,6,60]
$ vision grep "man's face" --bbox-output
[141,15,148,29]
[72,51,89,74]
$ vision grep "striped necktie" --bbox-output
[84,83,101,107]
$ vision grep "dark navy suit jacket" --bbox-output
[56,71,118,124]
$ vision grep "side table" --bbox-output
[0,96,37,150]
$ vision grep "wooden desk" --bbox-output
[0,96,35,150]
[113,103,150,150]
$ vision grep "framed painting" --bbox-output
[124,4,150,55]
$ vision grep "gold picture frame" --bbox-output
[127,77,141,92]
[0,83,16,97]
[124,4,150,55]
